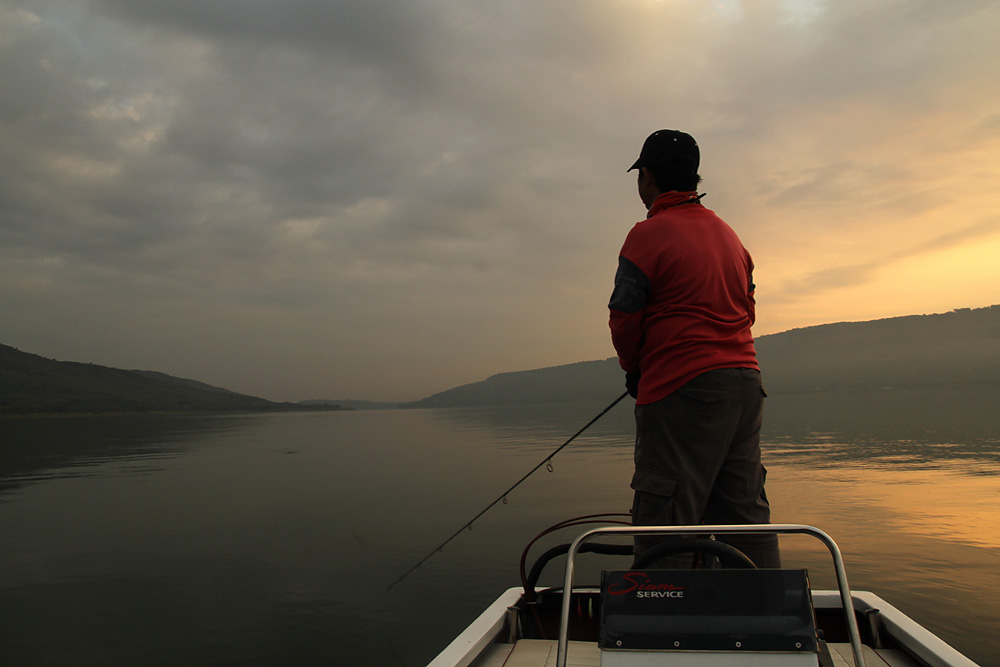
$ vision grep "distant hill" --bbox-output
[756,305,1000,393]
[4,305,998,415]
[0,344,332,415]
[410,359,622,408]
[407,305,1000,407]
[298,399,400,411]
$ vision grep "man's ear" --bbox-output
[639,167,660,190]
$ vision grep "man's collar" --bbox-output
[647,191,704,217]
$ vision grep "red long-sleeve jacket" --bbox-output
[609,191,758,405]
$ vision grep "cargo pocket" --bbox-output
[630,469,678,527]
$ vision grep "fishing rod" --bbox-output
[385,390,630,591]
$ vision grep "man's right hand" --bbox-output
[625,371,640,399]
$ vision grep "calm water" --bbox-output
[1,397,998,666]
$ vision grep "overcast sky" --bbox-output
[2,0,998,402]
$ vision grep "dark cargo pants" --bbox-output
[630,368,780,568]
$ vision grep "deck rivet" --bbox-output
[735,642,742,648]
[616,640,622,647]
[673,641,680,647]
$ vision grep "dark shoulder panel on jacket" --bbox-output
[609,255,651,313]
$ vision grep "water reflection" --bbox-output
[0,413,261,498]
[766,435,1000,473]
[1,405,998,666]
[431,398,636,454]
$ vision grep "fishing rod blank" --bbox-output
[385,390,630,591]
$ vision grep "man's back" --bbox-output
[610,190,758,404]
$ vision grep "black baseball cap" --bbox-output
[627,129,700,173]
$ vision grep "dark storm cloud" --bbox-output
[92,0,434,70]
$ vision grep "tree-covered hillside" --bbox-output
[411,305,1000,406]
[0,344,319,415]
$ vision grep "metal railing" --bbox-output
[556,524,866,667]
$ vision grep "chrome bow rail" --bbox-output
[556,524,866,667]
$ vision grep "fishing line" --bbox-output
[385,390,630,591]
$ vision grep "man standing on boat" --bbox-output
[609,129,780,568]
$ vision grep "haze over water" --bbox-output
[2,400,997,666]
